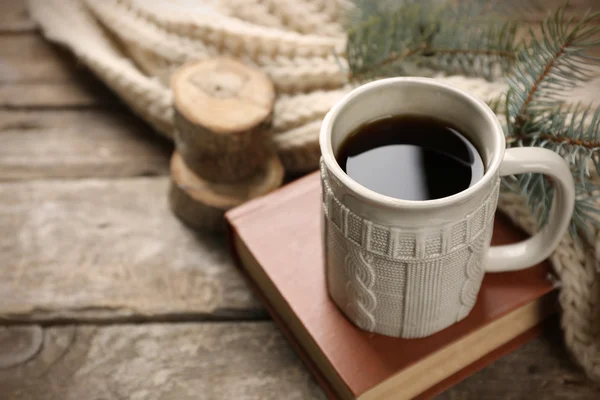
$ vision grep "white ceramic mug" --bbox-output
[319,77,575,338]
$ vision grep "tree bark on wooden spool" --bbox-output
[169,151,284,232]
[171,57,275,182]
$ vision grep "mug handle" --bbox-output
[486,147,575,272]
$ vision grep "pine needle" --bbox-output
[507,7,600,130]
[503,5,600,239]
[346,0,519,81]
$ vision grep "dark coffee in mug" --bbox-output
[336,114,485,201]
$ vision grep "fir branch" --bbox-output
[508,103,600,156]
[366,45,427,75]
[421,17,518,80]
[346,2,433,80]
[502,5,600,242]
[430,48,515,58]
[346,0,519,81]
[506,7,600,130]
[505,101,600,190]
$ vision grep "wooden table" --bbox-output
[1,2,600,399]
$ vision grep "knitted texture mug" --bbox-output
[320,78,575,338]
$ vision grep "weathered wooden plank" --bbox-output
[0,0,36,33]
[0,322,325,400]
[0,325,43,368]
[0,322,597,400]
[0,110,170,180]
[0,177,263,322]
[0,34,80,83]
[0,81,112,108]
[0,32,112,107]
[439,323,600,399]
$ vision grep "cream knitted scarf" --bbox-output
[29,0,600,382]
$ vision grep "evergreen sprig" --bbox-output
[346,0,519,81]
[507,8,600,127]
[345,1,436,79]
[424,16,518,80]
[504,7,600,241]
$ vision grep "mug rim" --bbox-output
[319,77,505,210]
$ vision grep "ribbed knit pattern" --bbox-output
[321,161,500,338]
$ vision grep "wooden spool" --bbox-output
[169,151,284,232]
[171,57,276,182]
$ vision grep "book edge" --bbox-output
[225,171,320,222]
[359,294,555,399]
[228,223,555,400]
[413,317,551,399]
[227,224,345,400]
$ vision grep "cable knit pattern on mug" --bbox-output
[321,160,500,337]
[344,246,377,331]
[321,160,500,260]
[457,234,488,321]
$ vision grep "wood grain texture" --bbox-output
[0,32,113,108]
[439,322,600,399]
[0,110,171,180]
[0,0,36,33]
[0,35,79,83]
[0,326,43,368]
[172,58,275,135]
[0,322,326,400]
[0,30,114,107]
[0,81,112,108]
[0,177,263,322]
[0,322,597,400]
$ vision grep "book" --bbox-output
[225,171,557,400]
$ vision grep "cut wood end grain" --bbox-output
[169,151,284,231]
[171,57,275,135]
